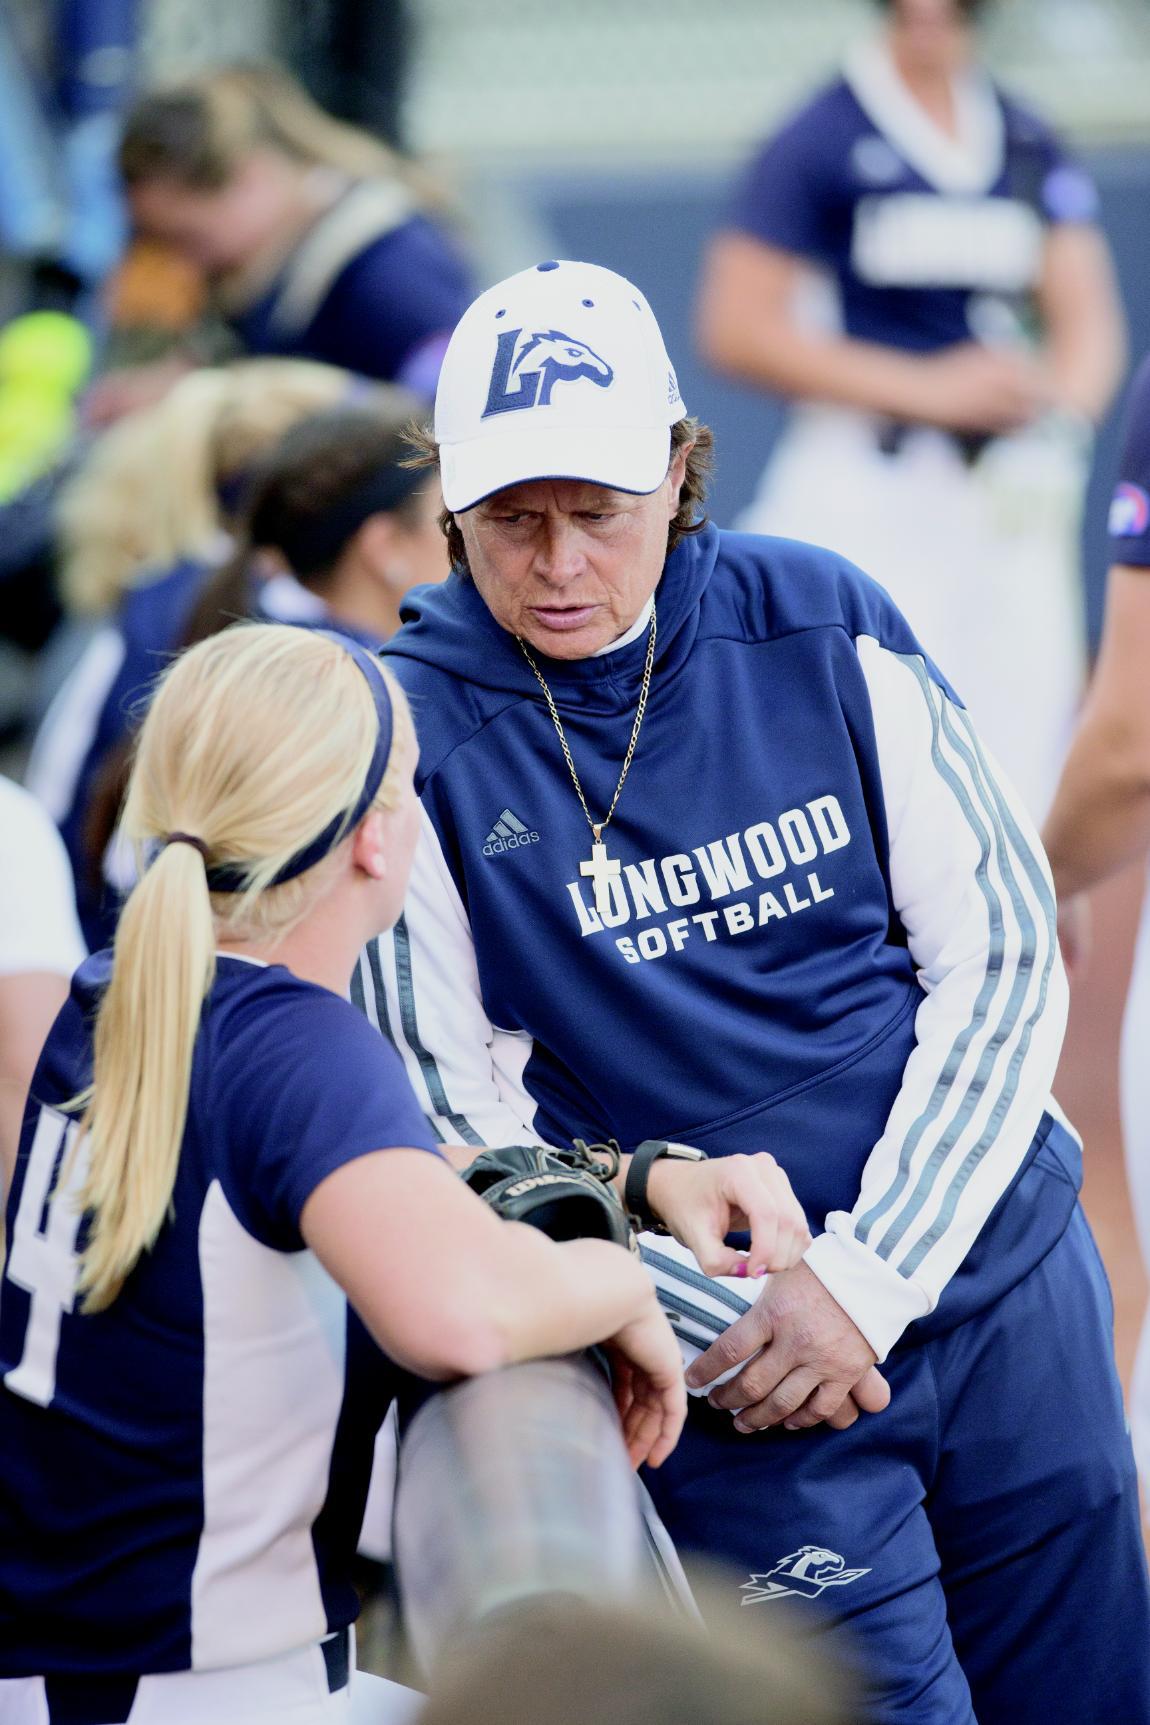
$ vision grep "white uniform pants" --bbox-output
[739,406,1090,822]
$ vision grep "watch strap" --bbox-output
[624,1139,674,1233]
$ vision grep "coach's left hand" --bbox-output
[645,1152,811,1278]
[685,1262,890,1433]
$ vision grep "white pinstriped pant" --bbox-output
[0,1633,422,1725]
[739,405,1089,823]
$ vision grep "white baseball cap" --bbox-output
[434,259,687,512]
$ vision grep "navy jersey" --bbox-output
[228,184,473,397]
[730,40,1098,354]
[1108,353,1150,567]
[0,953,440,1676]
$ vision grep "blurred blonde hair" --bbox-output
[119,63,444,211]
[419,1584,853,1725]
[72,622,413,1311]
[57,358,374,616]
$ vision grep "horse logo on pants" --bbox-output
[741,1545,871,1604]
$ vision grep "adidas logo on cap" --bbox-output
[482,808,540,856]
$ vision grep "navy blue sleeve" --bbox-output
[1108,355,1150,568]
[217,985,443,1249]
[310,215,473,384]
[1003,97,1100,226]
[728,91,844,263]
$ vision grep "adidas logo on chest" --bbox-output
[482,808,540,856]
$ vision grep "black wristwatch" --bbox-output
[624,1139,707,1233]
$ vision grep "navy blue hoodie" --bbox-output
[368,523,1076,1359]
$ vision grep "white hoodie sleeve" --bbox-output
[802,637,1069,1362]
[355,804,548,1150]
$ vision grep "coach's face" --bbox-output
[457,447,689,659]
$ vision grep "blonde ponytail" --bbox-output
[76,841,215,1310]
[74,624,413,1310]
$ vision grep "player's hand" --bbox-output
[1056,893,1092,980]
[684,1261,890,1434]
[602,1295,687,1469]
[905,344,1051,436]
[645,1151,811,1278]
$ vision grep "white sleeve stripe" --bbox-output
[349,949,374,1024]
[855,657,1014,1245]
[352,946,445,1143]
[870,665,1051,1269]
[858,655,1054,1272]
[390,914,486,1148]
[360,808,544,1152]
[365,937,395,1041]
[892,692,1058,1276]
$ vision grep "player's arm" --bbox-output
[805,637,1067,1359]
[696,233,921,412]
[0,973,70,1187]
[1043,357,1150,897]
[301,1150,685,1467]
[692,637,1066,1428]
[1034,223,1126,423]
[697,232,1044,435]
[1044,564,1150,896]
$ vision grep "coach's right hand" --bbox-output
[646,1151,811,1279]
[685,1261,891,1435]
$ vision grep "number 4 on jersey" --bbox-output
[4,1106,89,1407]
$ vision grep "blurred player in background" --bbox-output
[25,360,405,948]
[181,403,448,653]
[0,624,686,1723]
[87,64,473,424]
[67,399,449,944]
[697,0,1125,817]
[1044,351,1150,1488]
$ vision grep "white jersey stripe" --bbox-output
[893,692,1057,1276]
[191,1182,344,1668]
[864,658,1036,1256]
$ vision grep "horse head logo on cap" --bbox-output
[483,328,614,418]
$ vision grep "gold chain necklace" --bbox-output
[517,602,657,917]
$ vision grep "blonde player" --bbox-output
[0,625,692,1723]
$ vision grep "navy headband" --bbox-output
[197,633,395,893]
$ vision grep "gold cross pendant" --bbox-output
[580,824,621,918]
